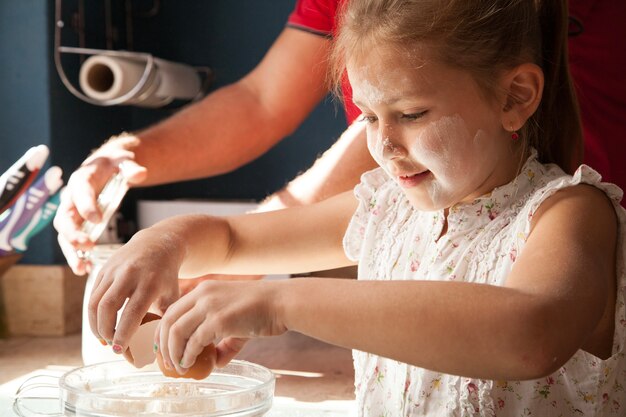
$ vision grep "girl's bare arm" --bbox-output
[90,190,358,350]
[278,185,617,380]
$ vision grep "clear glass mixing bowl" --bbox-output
[59,360,275,416]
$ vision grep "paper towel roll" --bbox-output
[152,58,203,100]
[79,54,202,107]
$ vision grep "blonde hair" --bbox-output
[330,0,582,173]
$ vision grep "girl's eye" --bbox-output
[402,111,428,121]
[358,115,378,124]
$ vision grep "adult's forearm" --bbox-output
[108,28,331,187]
[257,121,377,210]
[111,82,304,186]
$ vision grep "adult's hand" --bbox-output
[54,140,147,275]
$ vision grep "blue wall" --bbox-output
[0,1,56,264]
[0,0,347,264]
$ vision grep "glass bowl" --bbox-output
[59,359,275,416]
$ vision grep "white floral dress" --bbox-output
[343,152,626,416]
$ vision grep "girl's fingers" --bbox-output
[170,309,206,375]
[111,293,155,355]
[154,281,269,373]
[158,300,193,372]
[179,320,219,373]
[153,320,162,356]
[215,337,249,368]
[158,313,175,369]
[159,315,174,371]
[157,289,199,371]
[96,279,132,345]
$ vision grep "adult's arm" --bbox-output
[129,27,333,185]
[55,27,336,274]
[258,119,375,210]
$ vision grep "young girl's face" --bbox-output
[348,45,518,211]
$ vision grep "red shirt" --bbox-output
[288,0,626,194]
[568,0,626,194]
[287,0,361,124]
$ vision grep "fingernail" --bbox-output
[153,343,158,353]
[98,338,107,346]
[112,344,123,354]
[106,340,112,346]
[177,360,188,375]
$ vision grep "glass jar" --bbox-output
[81,244,123,365]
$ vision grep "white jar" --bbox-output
[81,244,124,365]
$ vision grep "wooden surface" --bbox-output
[1,264,86,336]
[0,254,22,339]
[0,334,83,384]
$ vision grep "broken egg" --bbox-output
[127,312,161,368]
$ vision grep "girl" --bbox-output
[89,0,625,415]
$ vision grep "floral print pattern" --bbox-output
[343,150,626,416]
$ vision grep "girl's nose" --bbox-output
[380,134,406,160]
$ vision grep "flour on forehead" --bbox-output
[351,65,413,105]
[357,77,386,104]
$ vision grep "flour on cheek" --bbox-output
[408,114,485,208]
[367,129,386,167]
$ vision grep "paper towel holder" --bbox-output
[54,0,213,107]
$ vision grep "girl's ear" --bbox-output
[500,63,544,132]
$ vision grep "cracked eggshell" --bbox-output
[127,312,161,368]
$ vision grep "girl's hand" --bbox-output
[88,229,182,357]
[155,279,287,375]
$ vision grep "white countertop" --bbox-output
[0,332,356,416]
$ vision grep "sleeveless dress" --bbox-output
[343,151,626,416]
